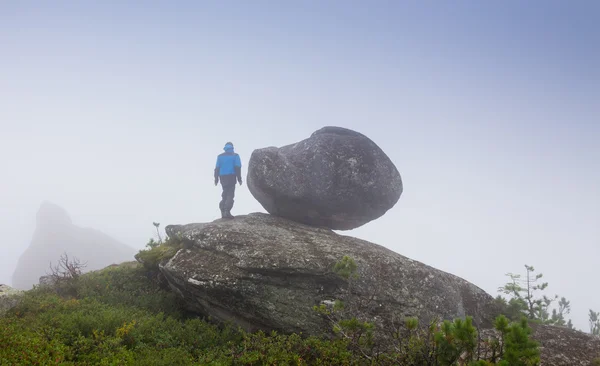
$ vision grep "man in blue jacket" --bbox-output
[214,142,242,219]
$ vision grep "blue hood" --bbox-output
[224,143,234,152]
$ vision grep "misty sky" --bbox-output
[1,1,598,331]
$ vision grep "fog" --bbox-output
[1,2,598,331]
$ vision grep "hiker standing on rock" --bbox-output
[214,142,242,219]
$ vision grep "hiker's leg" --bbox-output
[224,183,235,212]
[221,176,236,218]
[219,185,227,217]
[229,184,236,211]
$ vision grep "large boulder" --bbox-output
[247,127,402,230]
[161,214,599,363]
[0,284,23,316]
[161,213,499,341]
[12,202,137,290]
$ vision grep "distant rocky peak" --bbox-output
[13,201,136,290]
[36,201,72,228]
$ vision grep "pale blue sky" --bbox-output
[1,1,598,330]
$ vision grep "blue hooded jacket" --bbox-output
[215,142,242,180]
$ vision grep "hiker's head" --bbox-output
[224,142,234,152]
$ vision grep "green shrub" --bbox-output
[134,237,183,273]
[76,263,183,317]
[315,256,541,366]
[1,253,542,366]
[0,290,357,366]
[434,317,478,365]
[502,318,540,366]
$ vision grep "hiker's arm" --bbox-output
[214,157,221,184]
[235,155,242,184]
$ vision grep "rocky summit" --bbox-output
[161,213,499,341]
[247,126,403,230]
[161,214,600,364]
[157,126,599,364]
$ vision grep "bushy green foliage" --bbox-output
[377,314,539,366]
[134,236,183,273]
[497,265,573,328]
[2,292,229,365]
[314,256,541,366]
[0,294,361,365]
[501,318,540,366]
[434,317,478,365]
[0,253,542,366]
[75,262,183,317]
[333,255,359,280]
[1,264,360,365]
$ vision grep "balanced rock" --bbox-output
[12,202,137,290]
[161,213,499,341]
[247,126,402,230]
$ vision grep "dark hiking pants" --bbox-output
[219,175,237,212]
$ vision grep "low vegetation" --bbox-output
[1,238,544,365]
[495,264,573,328]
[315,256,540,365]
